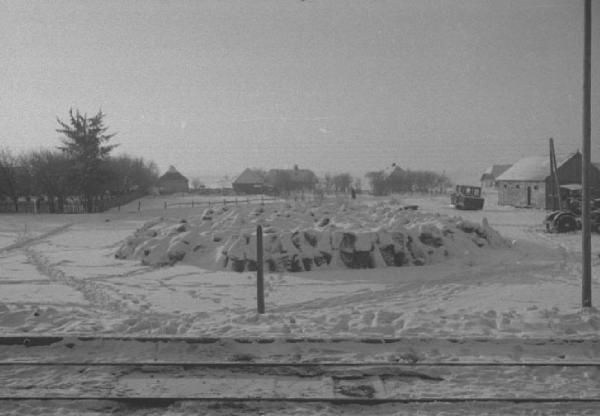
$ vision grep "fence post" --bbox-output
[164,201,167,210]
[256,225,265,314]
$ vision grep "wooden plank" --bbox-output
[0,336,598,364]
[0,363,599,400]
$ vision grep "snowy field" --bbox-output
[0,190,599,339]
[2,191,600,415]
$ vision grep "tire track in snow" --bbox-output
[0,223,74,253]
[23,246,143,314]
[21,246,194,335]
[269,257,562,316]
[521,226,579,255]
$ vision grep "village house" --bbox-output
[232,168,265,194]
[157,165,189,194]
[495,152,600,209]
[480,164,512,188]
[265,165,318,194]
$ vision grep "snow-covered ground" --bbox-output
[0,191,599,339]
[2,192,600,415]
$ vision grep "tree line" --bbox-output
[366,166,451,196]
[0,109,159,213]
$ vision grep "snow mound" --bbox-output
[115,201,509,272]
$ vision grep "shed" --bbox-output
[158,166,189,194]
[495,152,600,209]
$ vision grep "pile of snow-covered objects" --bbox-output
[115,200,509,272]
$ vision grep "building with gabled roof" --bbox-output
[480,164,512,188]
[232,168,266,194]
[495,152,600,209]
[265,166,318,194]
[158,166,189,194]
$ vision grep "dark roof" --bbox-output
[388,166,405,177]
[480,164,512,181]
[290,168,317,183]
[233,168,265,185]
[383,164,404,177]
[265,168,318,184]
[159,166,188,182]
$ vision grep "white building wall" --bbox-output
[497,180,545,208]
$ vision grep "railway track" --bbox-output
[0,336,598,414]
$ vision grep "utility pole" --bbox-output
[256,225,265,314]
[549,138,561,210]
[582,0,592,308]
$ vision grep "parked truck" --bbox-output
[450,185,485,210]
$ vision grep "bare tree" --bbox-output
[332,173,352,193]
[24,149,74,213]
[0,148,26,211]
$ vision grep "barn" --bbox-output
[232,168,265,194]
[495,152,600,209]
[158,166,189,194]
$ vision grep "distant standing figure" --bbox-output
[351,187,356,200]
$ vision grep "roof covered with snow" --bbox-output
[496,154,576,182]
[480,164,512,181]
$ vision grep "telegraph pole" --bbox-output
[582,0,592,308]
[256,225,265,314]
[549,138,561,210]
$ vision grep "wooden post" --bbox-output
[582,0,592,307]
[164,201,167,210]
[256,225,265,314]
[138,201,141,211]
[549,138,562,210]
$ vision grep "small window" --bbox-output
[516,184,520,189]
[504,184,507,189]
[533,185,538,190]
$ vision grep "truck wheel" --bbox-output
[556,215,577,233]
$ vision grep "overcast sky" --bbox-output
[2,0,599,184]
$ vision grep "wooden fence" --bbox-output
[163,196,280,210]
[0,192,145,214]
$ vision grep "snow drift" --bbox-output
[115,200,509,272]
